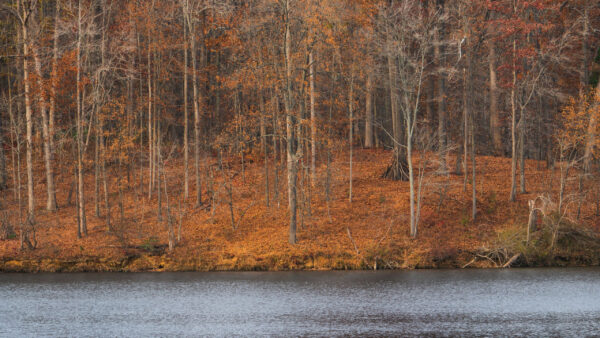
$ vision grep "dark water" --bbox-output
[1,269,599,337]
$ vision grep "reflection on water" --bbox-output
[1,268,599,337]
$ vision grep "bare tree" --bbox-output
[380,1,439,237]
[283,0,299,244]
[30,9,57,211]
[76,0,87,236]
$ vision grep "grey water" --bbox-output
[1,269,600,337]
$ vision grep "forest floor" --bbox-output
[1,147,600,272]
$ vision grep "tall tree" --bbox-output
[76,0,87,236]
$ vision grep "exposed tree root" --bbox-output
[382,153,409,181]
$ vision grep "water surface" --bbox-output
[1,268,599,337]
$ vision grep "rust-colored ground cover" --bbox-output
[1,148,598,272]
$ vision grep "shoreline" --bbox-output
[2,252,598,273]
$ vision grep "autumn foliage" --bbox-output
[0,0,599,271]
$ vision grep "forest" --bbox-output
[0,0,599,272]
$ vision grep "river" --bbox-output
[1,268,599,337]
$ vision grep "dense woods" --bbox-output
[0,0,600,271]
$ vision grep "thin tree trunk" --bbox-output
[147,45,153,199]
[510,38,517,202]
[21,6,35,222]
[463,68,468,192]
[374,92,380,148]
[325,54,336,222]
[157,115,162,221]
[388,48,398,151]
[182,4,189,199]
[489,42,502,154]
[95,115,100,217]
[519,107,526,193]
[100,118,111,231]
[137,32,144,196]
[75,164,81,238]
[583,85,600,172]
[76,0,87,236]
[435,32,447,173]
[471,100,477,221]
[260,95,270,207]
[49,0,60,205]
[191,20,202,207]
[384,43,407,181]
[407,124,415,237]
[7,75,16,197]
[31,19,57,212]
[365,71,374,148]
[284,0,297,244]
[349,74,354,203]
[309,51,317,182]
[0,115,5,192]
[272,92,280,207]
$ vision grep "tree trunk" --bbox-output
[21,4,35,223]
[157,116,162,221]
[519,107,526,193]
[48,0,61,169]
[147,45,153,199]
[95,116,100,217]
[77,0,87,236]
[349,75,354,203]
[510,38,517,202]
[182,2,189,199]
[260,95,270,207]
[6,76,17,196]
[75,164,81,238]
[383,45,408,181]
[365,71,374,148]
[284,0,297,244]
[309,51,317,182]
[191,20,202,207]
[489,43,502,154]
[49,0,60,204]
[434,28,447,173]
[272,93,280,207]
[471,100,477,221]
[408,130,416,238]
[463,68,468,192]
[0,118,5,191]
[31,17,57,212]
[100,118,111,231]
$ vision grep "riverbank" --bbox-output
[2,248,599,272]
[1,149,599,272]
